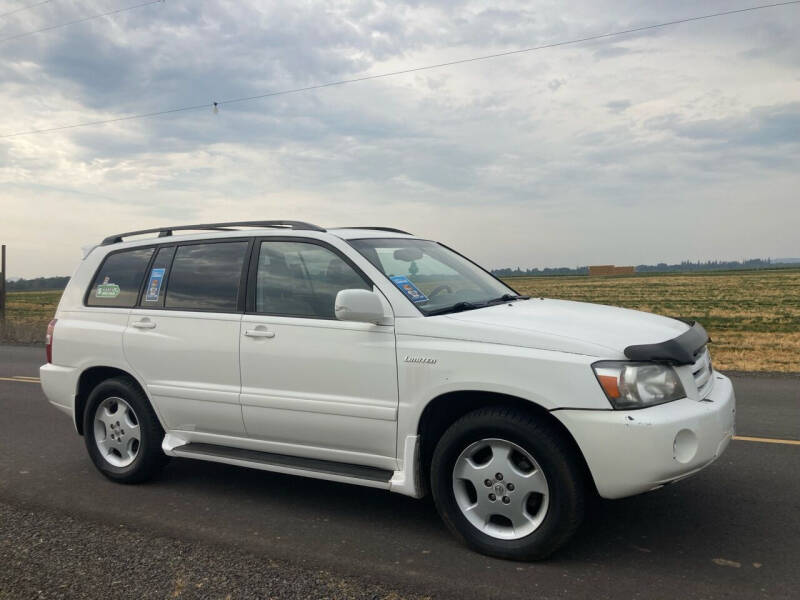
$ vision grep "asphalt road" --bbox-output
[1,345,799,599]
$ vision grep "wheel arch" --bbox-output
[416,390,596,496]
[74,366,152,435]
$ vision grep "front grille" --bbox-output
[692,346,714,398]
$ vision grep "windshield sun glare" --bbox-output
[349,238,523,315]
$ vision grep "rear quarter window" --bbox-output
[86,248,154,308]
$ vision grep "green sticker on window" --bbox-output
[96,283,121,298]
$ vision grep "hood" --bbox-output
[440,298,690,358]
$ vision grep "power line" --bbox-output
[0,0,53,20]
[2,0,798,139]
[0,0,162,43]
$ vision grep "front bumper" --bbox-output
[553,372,735,499]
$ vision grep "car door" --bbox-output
[239,238,398,469]
[123,239,251,436]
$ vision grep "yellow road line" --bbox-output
[14,376,40,380]
[734,435,800,446]
[0,376,40,384]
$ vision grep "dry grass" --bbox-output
[0,290,61,344]
[3,270,798,371]
[503,269,800,373]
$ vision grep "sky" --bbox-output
[1,0,799,278]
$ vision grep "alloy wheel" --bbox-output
[452,438,550,540]
[93,396,141,468]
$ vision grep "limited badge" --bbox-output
[145,268,166,302]
[390,275,428,303]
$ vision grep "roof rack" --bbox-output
[334,227,413,235]
[101,221,326,245]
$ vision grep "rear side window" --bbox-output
[87,248,154,308]
[165,242,248,312]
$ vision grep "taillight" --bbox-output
[46,319,57,364]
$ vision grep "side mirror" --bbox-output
[335,289,388,324]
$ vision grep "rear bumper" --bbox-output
[553,372,735,499]
[39,363,78,424]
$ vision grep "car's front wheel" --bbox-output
[83,376,168,483]
[430,407,586,560]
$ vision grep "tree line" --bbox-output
[7,276,71,291]
[492,258,794,277]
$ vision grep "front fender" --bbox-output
[395,333,610,456]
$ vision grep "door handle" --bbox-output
[244,329,275,338]
[131,320,156,329]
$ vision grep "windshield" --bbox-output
[349,238,522,315]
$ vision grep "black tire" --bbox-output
[83,376,168,484]
[430,406,586,560]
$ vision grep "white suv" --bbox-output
[40,221,735,560]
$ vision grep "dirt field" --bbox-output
[507,269,800,372]
[2,268,798,371]
[0,290,62,344]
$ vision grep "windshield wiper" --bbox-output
[485,294,530,305]
[426,295,529,316]
[425,301,484,316]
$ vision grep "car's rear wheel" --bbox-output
[430,406,586,560]
[83,376,168,483]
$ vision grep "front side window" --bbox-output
[87,247,154,308]
[254,241,370,318]
[165,242,248,312]
[349,238,519,315]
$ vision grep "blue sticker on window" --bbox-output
[390,275,428,303]
[145,268,165,302]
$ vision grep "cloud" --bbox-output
[1,0,799,277]
[653,102,800,147]
[592,44,639,60]
[605,99,631,114]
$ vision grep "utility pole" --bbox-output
[0,244,6,325]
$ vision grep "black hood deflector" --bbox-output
[624,321,709,365]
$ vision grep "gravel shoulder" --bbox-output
[0,500,426,600]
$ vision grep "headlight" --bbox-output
[592,361,686,409]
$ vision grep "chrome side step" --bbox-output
[170,442,393,485]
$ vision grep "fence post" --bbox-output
[0,245,6,333]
